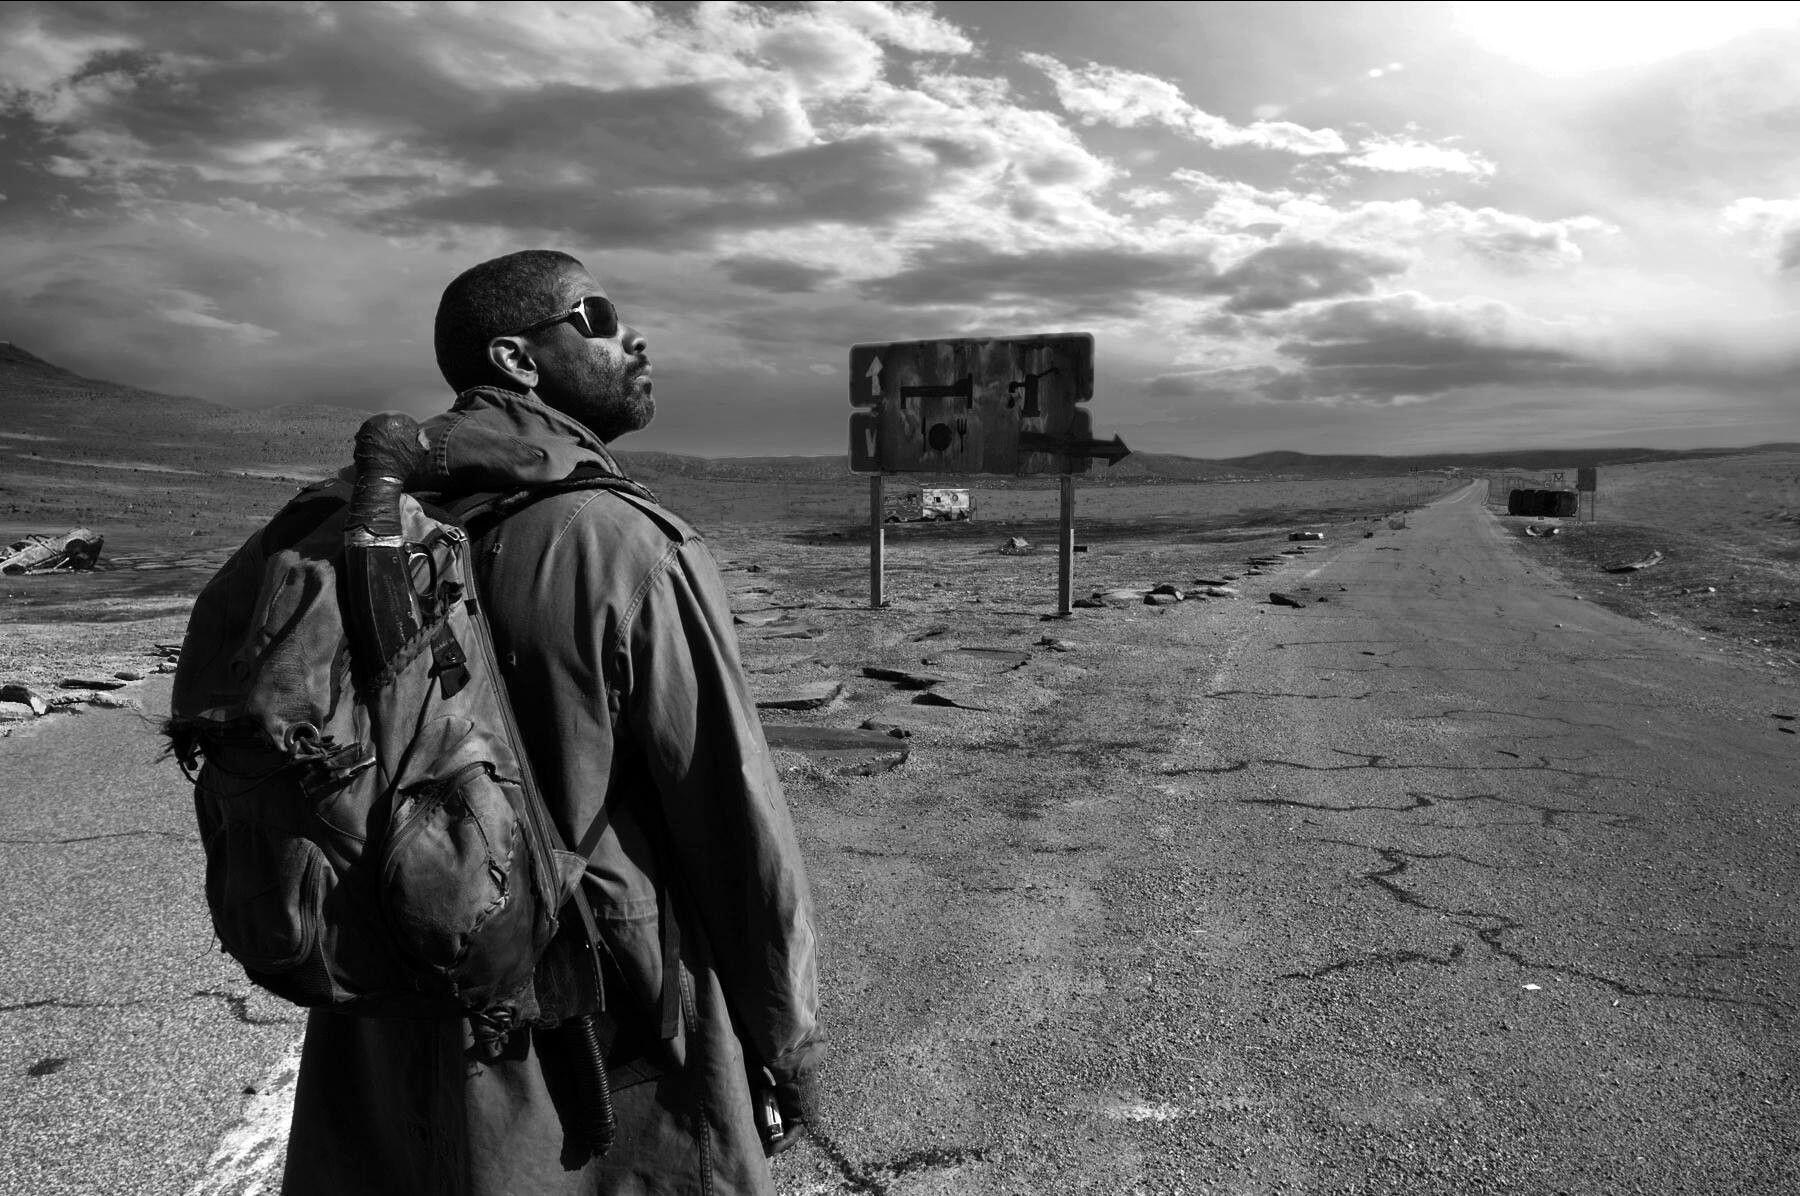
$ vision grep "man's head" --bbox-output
[433,249,653,442]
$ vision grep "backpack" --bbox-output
[165,415,642,1067]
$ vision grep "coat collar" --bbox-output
[415,386,635,494]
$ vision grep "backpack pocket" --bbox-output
[381,760,536,1003]
[201,805,331,977]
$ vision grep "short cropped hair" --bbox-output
[433,249,583,393]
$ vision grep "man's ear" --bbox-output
[487,336,539,390]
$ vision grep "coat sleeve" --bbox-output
[615,534,824,1083]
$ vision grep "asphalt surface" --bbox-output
[0,676,303,1196]
[773,481,1800,1195]
[4,482,1797,1194]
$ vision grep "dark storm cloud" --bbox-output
[1201,241,1408,314]
[1779,229,1800,274]
[391,129,942,247]
[863,243,1216,314]
[720,256,840,293]
[1246,293,1800,405]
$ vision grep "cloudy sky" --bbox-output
[3,1,1799,458]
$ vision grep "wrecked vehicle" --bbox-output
[884,486,974,522]
[1,528,104,574]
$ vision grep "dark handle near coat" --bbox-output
[348,412,426,541]
[344,413,429,682]
[570,1013,617,1158]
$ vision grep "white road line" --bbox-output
[186,1040,302,1196]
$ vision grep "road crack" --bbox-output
[1287,839,1784,1011]
[806,1129,987,1194]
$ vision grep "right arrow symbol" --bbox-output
[866,356,883,397]
[1018,431,1131,466]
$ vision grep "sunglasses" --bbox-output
[508,294,621,340]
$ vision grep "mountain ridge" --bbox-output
[3,344,1793,482]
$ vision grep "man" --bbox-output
[282,250,825,1194]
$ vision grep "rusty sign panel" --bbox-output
[847,334,1095,475]
[1577,465,1597,492]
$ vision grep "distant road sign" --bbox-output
[1577,465,1597,492]
[847,334,1111,475]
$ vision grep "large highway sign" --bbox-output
[847,334,1121,475]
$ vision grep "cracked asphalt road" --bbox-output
[772,481,1798,1194]
[5,481,1797,1194]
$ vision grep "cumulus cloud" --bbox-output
[864,241,1217,315]
[1345,135,1495,179]
[1025,53,1348,155]
[1722,196,1800,273]
[721,255,841,293]
[1202,241,1408,313]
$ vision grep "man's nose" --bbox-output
[621,324,647,356]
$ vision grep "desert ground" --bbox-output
[4,357,1799,1196]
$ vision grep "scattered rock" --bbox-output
[1192,577,1232,587]
[1037,636,1075,652]
[0,684,49,715]
[1078,588,1144,609]
[861,665,945,690]
[1605,550,1664,574]
[754,680,844,711]
[733,609,792,627]
[912,689,991,711]
[112,670,146,682]
[924,647,1031,673]
[60,677,127,691]
[998,536,1031,555]
[1363,531,1375,538]
[1268,592,1308,608]
[762,724,909,775]
[1149,583,1184,598]
[911,625,952,641]
[156,661,180,673]
[1288,531,1324,541]
[1144,592,1182,606]
[1201,586,1238,598]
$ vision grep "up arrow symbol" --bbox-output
[866,356,883,397]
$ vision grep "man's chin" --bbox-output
[596,395,654,443]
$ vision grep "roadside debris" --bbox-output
[1524,524,1561,538]
[1605,550,1664,573]
[1037,636,1075,651]
[997,536,1031,555]
[753,679,844,710]
[862,665,945,690]
[61,676,127,691]
[0,684,49,715]
[1288,531,1324,541]
[2,528,103,574]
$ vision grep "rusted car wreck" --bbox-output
[1,528,103,574]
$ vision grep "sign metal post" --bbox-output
[869,473,885,609]
[1058,473,1074,616]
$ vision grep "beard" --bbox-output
[556,351,654,443]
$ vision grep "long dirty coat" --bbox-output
[282,388,824,1195]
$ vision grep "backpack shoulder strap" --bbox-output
[434,466,658,538]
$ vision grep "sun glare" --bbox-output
[1454,1,1800,75]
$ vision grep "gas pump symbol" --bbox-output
[1008,367,1059,419]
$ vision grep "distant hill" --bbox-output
[2,344,1795,485]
